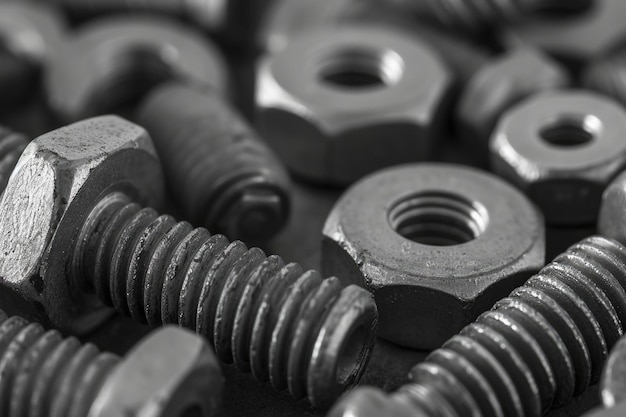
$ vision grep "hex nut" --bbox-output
[322,163,544,349]
[0,115,164,334]
[88,326,224,417]
[599,171,626,245]
[457,47,570,163]
[45,15,228,123]
[255,25,452,186]
[502,0,626,64]
[490,90,626,225]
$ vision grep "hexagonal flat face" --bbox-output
[322,164,544,349]
[490,91,626,225]
[88,326,223,417]
[0,116,164,334]
[256,25,452,185]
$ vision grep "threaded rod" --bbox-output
[73,191,377,408]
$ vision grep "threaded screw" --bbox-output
[136,82,291,242]
[71,191,377,408]
[330,236,626,417]
[0,127,28,195]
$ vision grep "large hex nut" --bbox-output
[255,25,452,186]
[502,0,626,65]
[457,47,570,163]
[490,90,626,225]
[322,163,544,349]
[0,115,164,334]
[88,326,223,417]
[46,15,228,123]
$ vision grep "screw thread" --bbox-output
[584,50,626,107]
[0,127,27,195]
[137,83,291,242]
[0,310,119,417]
[387,236,626,417]
[74,192,377,408]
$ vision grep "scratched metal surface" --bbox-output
[0,53,600,417]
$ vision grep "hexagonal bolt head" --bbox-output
[457,47,570,163]
[502,0,626,65]
[322,164,544,349]
[490,90,626,225]
[255,25,453,186]
[89,326,224,417]
[0,115,164,334]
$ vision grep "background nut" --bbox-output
[457,47,570,162]
[599,171,626,245]
[490,90,626,225]
[322,163,544,349]
[502,0,626,65]
[88,326,224,417]
[0,115,164,334]
[46,15,228,123]
[255,25,452,186]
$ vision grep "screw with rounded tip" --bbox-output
[329,235,626,417]
[0,309,223,417]
[71,190,377,408]
[136,82,291,242]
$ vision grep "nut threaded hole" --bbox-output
[318,48,404,89]
[389,191,489,246]
[539,115,601,148]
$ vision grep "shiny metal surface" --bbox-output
[491,90,626,225]
[322,163,544,349]
[256,25,452,185]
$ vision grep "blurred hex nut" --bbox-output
[322,164,544,349]
[457,47,570,162]
[0,115,164,334]
[490,91,626,225]
[255,25,452,186]
[599,171,626,245]
[46,15,228,123]
[502,0,626,64]
[89,326,224,417]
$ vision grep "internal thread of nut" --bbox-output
[318,48,405,89]
[0,127,28,195]
[137,83,291,242]
[584,51,626,107]
[0,309,120,417]
[385,236,626,417]
[539,117,598,148]
[388,191,489,246]
[73,192,376,408]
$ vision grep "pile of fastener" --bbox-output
[1,0,626,416]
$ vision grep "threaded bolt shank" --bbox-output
[137,82,291,242]
[73,191,377,408]
[0,127,28,196]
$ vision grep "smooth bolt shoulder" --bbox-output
[0,116,164,334]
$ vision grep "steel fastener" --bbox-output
[0,310,223,417]
[45,14,228,123]
[0,116,378,408]
[136,82,291,242]
[255,25,452,185]
[322,163,544,349]
[329,235,626,417]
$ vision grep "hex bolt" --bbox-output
[0,127,28,194]
[0,310,223,417]
[136,82,291,242]
[0,116,378,409]
[329,235,626,417]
